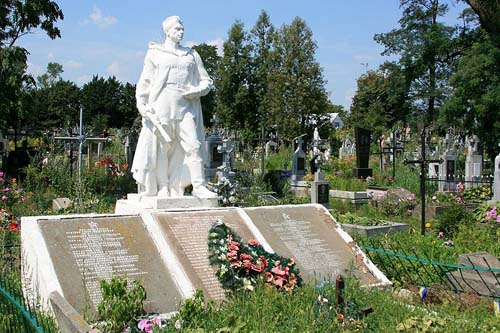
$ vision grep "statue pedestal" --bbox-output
[115,193,218,214]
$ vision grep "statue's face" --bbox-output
[167,22,184,43]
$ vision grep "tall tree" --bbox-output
[350,61,410,138]
[374,0,459,129]
[36,61,63,89]
[193,43,220,128]
[0,0,64,134]
[267,17,329,140]
[250,10,276,133]
[81,76,123,132]
[441,31,500,160]
[216,21,257,143]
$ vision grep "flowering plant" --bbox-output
[0,171,23,233]
[208,221,302,293]
[95,157,126,177]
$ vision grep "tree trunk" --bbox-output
[465,0,500,35]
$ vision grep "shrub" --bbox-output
[435,203,474,238]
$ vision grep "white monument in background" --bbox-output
[132,16,216,199]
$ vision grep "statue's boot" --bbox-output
[188,154,217,198]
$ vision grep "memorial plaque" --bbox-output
[37,216,181,314]
[297,157,305,172]
[244,205,381,286]
[154,209,256,300]
[317,183,330,204]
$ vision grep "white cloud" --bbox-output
[27,62,44,76]
[106,61,122,76]
[207,38,224,56]
[65,60,82,69]
[76,74,93,87]
[89,6,117,28]
[184,40,197,48]
[47,52,54,60]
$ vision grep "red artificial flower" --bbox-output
[259,255,268,268]
[227,250,238,261]
[230,260,242,268]
[273,276,286,288]
[239,253,253,261]
[248,239,259,246]
[271,265,287,277]
[229,241,240,251]
[250,264,263,273]
[8,222,20,232]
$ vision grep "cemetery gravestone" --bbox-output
[22,215,182,315]
[490,151,500,203]
[244,205,390,287]
[438,133,457,192]
[290,135,309,197]
[292,136,306,180]
[353,127,373,178]
[153,209,270,300]
[310,157,330,208]
[216,138,235,181]
[465,135,483,188]
[205,116,223,180]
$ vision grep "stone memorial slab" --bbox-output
[154,209,269,301]
[22,215,182,315]
[244,204,390,287]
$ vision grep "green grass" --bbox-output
[151,279,498,333]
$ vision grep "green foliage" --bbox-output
[434,202,474,237]
[267,17,330,140]
[192,44,220,128]
[336,212,391,226]
[462,185,492,203]
[97,276,146,333]
[350,62,410,139]
[441,32,500,160]
[216,21,257,144]
[374,0,460,127]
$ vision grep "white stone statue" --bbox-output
[132,16,215,198]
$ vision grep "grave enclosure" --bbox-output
[21,204,390,323]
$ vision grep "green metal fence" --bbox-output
[0,243,57,333]
[360,239,500,298]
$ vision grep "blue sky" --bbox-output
[18,0,467,110]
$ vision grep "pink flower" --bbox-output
[228,241,240,251]
[1,195,7,201]
[138,318,161,332]
[273,276,286,288]
[271,266,287,277]
[248,239,260,246]
[239,253,253,261]
[438,231,444,238]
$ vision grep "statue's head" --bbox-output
[162,16,184,44]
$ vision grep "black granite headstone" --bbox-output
[353,127,373,178]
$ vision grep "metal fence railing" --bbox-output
[360,239,500,299]
[0,244,57,333]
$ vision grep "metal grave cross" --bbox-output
[53,107,111,180]
[217,137,234,179]
[403,129,442,235]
